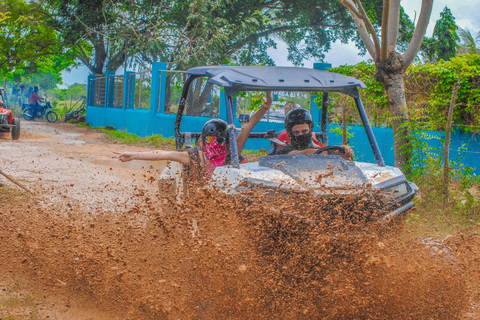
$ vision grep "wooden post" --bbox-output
[443,77,462,205]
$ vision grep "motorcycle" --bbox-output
[23,100,58,123]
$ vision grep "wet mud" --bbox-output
[0,122,479,319]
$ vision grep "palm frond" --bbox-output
[457,27,479,54]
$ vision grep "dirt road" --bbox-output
[0,121,166,212]
[0,121,479,319]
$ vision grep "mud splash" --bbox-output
[1,180,474,319]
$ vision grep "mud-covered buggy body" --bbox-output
[0,87,20,140]
[159,66,417,222]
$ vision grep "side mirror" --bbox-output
[265,129,276,139]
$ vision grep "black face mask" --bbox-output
[289,132,312,150]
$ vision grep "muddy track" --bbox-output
[0,121,479,319]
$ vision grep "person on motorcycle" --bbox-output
[273,108,354,160]
[114,92,273,180]
[29,86,44,108]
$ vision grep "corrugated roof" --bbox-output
[185,66,366,96]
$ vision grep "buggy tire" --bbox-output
[11,118,20,140]
[46,111,58,123]
[77,115,86,123]
[23,108,35,121]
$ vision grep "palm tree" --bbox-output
[457,27,480,54]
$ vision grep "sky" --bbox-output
[61,0,479,87]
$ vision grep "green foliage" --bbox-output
[399,93,480,220]
[329,126,354,141]
[411,54,480,131]
[331,55,480,132]
[39,0,385,72]
[457,27,480,55]
[0,0,77,83]
[423,7,460,62]
[330,62,390,126]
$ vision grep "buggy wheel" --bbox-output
[23,108,35,121]
[11,118,20,140]
[46,111,58,123]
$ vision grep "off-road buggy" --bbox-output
[159,66,417,222]
[0,87,20,140]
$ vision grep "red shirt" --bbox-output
[29,92,42,105]
[277,131,325,148]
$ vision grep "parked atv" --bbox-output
[0,87,20,140]
[159,66,417,223]
[23,100,58,123]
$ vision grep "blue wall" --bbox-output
[86,62,480,174]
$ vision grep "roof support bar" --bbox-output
[225,95,240,168]
[353,97,385,167]
[175,75,199,150]
[320,92,329,145]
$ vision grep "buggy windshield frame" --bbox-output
[175,66,385,169]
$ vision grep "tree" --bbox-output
[339,0,434,170]
[422,7,459,62]
[0,0,77,83]
[457,28,480,55]
[48,0,385,72]
[41,0,128,74]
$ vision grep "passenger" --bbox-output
[283,101,297,115]
[114,92,273,180]
[274,108,354,160]
[29,86,43,108]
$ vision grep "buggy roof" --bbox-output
[185,66,366,97]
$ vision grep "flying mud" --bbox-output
[0,122,478,319]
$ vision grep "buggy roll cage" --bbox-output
[174,66,385,169]
[0,88,8,107]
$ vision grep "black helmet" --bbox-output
[284,108,313,130]
[202,118,228,144]
[284,108,314,150]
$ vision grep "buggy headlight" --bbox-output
[381,182,409,199]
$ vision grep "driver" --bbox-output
[274,108,354,160]
[114,92,272,180]
[29,86,43,108]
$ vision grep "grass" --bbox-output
[75,123,176,150]
[402,178,480,239]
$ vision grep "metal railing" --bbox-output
[91,76,106,107]
[127,70,151,109]
[111,75,124,108]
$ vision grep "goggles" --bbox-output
[205,136,225,144]
[292,128,310,136]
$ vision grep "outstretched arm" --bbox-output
[113,150,191,165]
[236,92,272,154]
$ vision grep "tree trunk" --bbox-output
[164,73,173,113]
[443,78,462,205]
[375,51,410,170]
[384,72,410,170]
